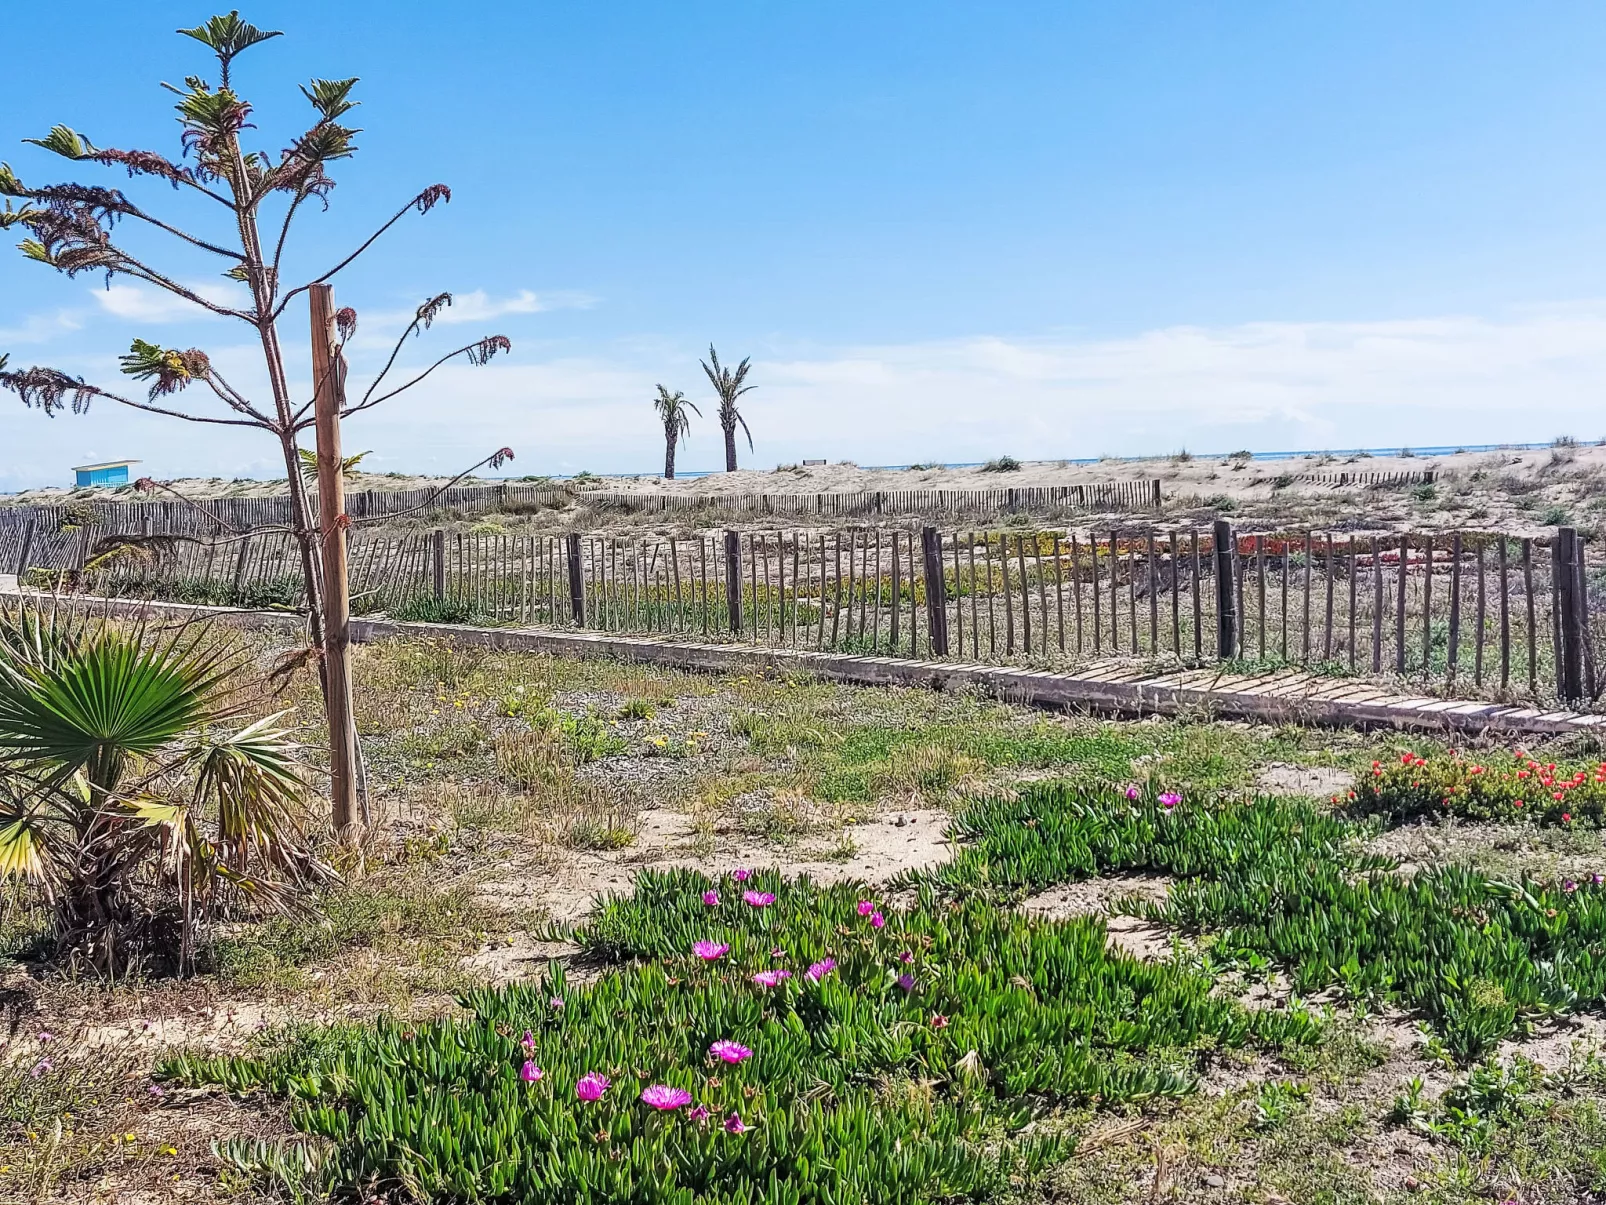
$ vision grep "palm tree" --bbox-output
[700,346,755,472]
[0,603,326,974]
[653,386,701,480]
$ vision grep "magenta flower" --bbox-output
[806,957,836,982]
[702,890,721,907]
[751,970,792,988]
[709,1040,753,1064]
[1125,785,1140,800]
[520,1060,544,1083]
[724,1111,749,1134]
[930,1013,950,1030]
[897,973,916,992]
[732,869,752,882]
[520,1030,536,1054]
[871,912,886,929]
[1595,873,1604,886]
[856,900,875,916]
[29,1058,52,1078]
[694,940,729,961]
[36,1031,52,1044]
[688,1105,711,1122]
[549,996,565,1011]
[1564,880,1578,893]
[641,1084,694,1110]
[1159,792,1181,809]
[899,950,914,964]
[743,890,776,908]
[576,1072,610,1101]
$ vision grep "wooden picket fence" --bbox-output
[0,478,1160,545]
[24,519,1601,705]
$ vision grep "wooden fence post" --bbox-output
[431,529,446,599]
[565,532,586,626]
[15,519,35,575]
[724,530,743,634]
[1213,519,1237,659]
[921,526,948,656]
[232,534,253,596]
[1558,526,1586,703]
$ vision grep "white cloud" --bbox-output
[5,304,1606,489]
[0,308,83,345]
[431,289,596,324]
[89,282,241,323]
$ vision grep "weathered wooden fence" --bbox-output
[0,479,1161,541]
[22,519,1602,705]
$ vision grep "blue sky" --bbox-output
[3,1,1606,487]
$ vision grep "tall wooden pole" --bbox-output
[310,284,358,840]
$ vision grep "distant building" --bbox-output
[73,460,140,488]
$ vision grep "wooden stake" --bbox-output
[309,283,358,841]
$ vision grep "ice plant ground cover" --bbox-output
[918,782,1606,1060]
[159,863,1320,1202]
[1355,748,1606,827]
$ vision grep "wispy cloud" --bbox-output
[88,282,241,323]
[431,288,597,323]
[5,305,1606,489]
[0,308,84,345]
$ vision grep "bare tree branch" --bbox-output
[326,334,511,423]
[272,184,451,320]
[130,478,250,535]
[350,447,515,525]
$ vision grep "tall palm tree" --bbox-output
[0,602,326,974]
[653,386,701,480]
[700,345,755,472]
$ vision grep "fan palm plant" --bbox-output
[700,346,755,472]
[0,602,326,975]
[652,385,700,480]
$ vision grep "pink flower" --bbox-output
[899,950,914,964]
[1594,873,1604,886]
[1125,785,1140,800]
[751,970,792,988]
[709,1040,753,1064]
[770,947,786,958]
[29,1058,51,1078]
[1564,880,1578,893]
[576,1072,610,1101]
[1159,792,1181,809]
[871,912,886,929]
[694,941,729,961]
[520,1030,536,1054]
[743,890,776,908]
[930,1013,950,1029]
[640,1084,694,1110]
[520,1060,543,1083]
[732,869,752,882]
[806,957,836,982]
[724,1111,749,1135]
[856,900,875,916]
[688,1105,711,1122]
[549,996,565,1011]
[702,890,721,907]
[897,973,916,992]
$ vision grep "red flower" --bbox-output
[1563,813,1573,822]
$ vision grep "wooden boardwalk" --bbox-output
[9,589,1600,738]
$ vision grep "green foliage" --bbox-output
[391,594,491,625]
[980,455,1021,473]
[1251,1079,1310,1131]
[1389,1052,1606,1152]
[922,781,1606,1060]
[165,868,1314,1203]
[1354,748,1606,827]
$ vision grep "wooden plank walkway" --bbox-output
[11,590,1601,738]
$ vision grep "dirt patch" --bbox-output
[1021,875,1174,959]
[475,806,953,925]
[1256,763,1355,798]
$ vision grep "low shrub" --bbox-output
[1353,749,1606,827]
[391,594,491,625]
[980,455,1021,473]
